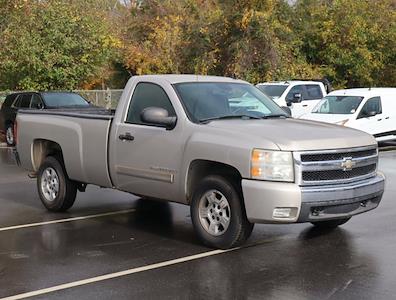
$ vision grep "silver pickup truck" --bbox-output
[15,75,385,249]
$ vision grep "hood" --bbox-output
[206,118,375,151]
[300,113,351,124]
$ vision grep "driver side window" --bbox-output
[357,97,382,119]
[126,82,176,125]
[285,85,304,101]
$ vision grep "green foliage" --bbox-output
[121,0,321,84]
[294,0,396,88]
[0,0,119,90]
[0,0,395,89]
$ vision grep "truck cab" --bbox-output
[256,80,328,118]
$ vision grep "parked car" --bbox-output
[301,88,396,142]
[0,92,93,146]
[256,80,329,117]
[15,75,384,249]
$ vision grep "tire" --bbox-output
[311,217,351,229]
[5,123,15,146]
[37,156,77,212]
[190,175,254,249]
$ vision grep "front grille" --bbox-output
[301,149,377,162]
[302,164,377,181]
[295,146,378,185]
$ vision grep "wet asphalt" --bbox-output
[0,144,395,299]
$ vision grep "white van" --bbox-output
[256,81,328,117]
[301,88,396,142]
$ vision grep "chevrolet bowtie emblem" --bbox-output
[341,157,356,171]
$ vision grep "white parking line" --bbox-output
[0,248,235,300]
[0,209,136,232]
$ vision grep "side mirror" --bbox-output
[358,110,378,119]
[37,102,44,109]
[281,106,292,116]
[141,107,177,130]
[292,93,302,103]
[367,110,377,117]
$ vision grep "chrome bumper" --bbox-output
[297,173,385,222]
[242,173,385,224]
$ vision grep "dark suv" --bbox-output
[0,92,92,146]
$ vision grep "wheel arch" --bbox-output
[31,139,65,172]
[186,159,243,204]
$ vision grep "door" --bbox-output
[111,82,184,200]
[352,97,384,136]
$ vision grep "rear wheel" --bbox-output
[5,123,15,146]
[37,156,77,212]
[311,217,351,229]
[191,175,254,249]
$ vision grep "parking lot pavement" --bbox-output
[0,146,395,299]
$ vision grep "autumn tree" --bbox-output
[294,0,396,88]
[0,0,120,90]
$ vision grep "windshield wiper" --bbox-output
[199,114,262,123]
[260,114,290,119]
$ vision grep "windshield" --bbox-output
[42,93,90,108]
[174,82,287,122]
[256,85,288,99]
[313,95,364,114]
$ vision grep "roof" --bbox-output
[257,81,324,86]
[329,88,396,97]
[7,91,78,96]
[132,74,248,84]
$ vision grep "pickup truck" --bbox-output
[256,80,328,117]
[15,75,385,249]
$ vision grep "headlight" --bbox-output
[251,149,294,182]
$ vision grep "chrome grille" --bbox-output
[295,146,378,186]
[300,148,377,162]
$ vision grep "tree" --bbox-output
[294,0,396,88]
[121,0,320,84]
[0,0,120,90]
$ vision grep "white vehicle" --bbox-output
[256,80,328,117]
[302,88,396,142]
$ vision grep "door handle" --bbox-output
[302,104,308,107]
[119,133,134,141]
[377,119,382,121]
[385,117,390,120]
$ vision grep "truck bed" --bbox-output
[17,108,115,188]
[18,107,115,120]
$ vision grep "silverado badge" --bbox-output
[341,157,356,171]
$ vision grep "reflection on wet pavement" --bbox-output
[0,147,396,299]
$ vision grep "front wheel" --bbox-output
[311,217,351,229]
[5,124,15,146]
[191,175,254,249]
[37,156,77,212]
